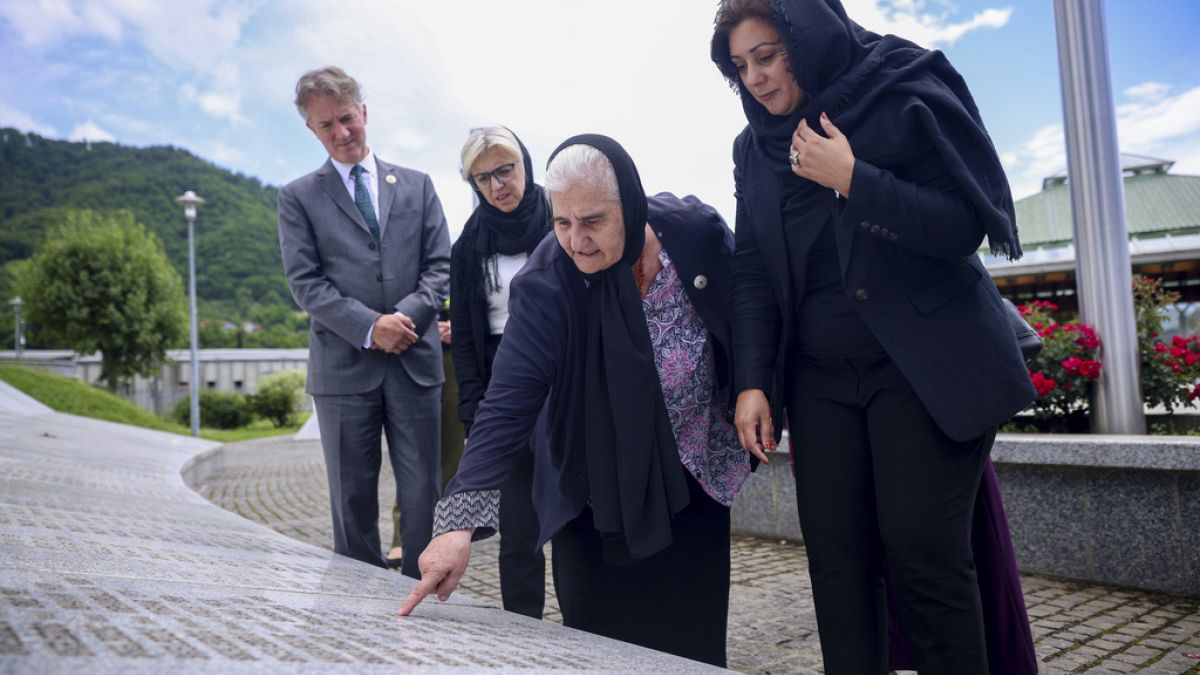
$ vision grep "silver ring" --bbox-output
[788,151,800,166]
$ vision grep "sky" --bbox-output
[2,0,1198,242]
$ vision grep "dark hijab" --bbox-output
[711,0,1022,259]
[547,134,689,564]
[454,129,550,302]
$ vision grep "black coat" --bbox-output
[445,192,735,545]
[732,127,1035,442]
[448,233,516,436]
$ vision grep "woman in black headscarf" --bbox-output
[711,0,1036,672]
[399,135,751,668]
[448,126,551,619]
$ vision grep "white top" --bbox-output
[487,252,530,335]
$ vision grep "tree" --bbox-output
[19,210,186,389]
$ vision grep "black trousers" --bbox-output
[551,474,730,667]
[788,352,991,674]
[498,450,545,619]
[481,335,547,619]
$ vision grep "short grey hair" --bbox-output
[460,126,523,181]
[294,66,364,121]
[544,144,619,203]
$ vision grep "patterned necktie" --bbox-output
[350,164,381,247]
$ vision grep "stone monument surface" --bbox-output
[0,395,720,673]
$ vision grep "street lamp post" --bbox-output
[1054,0,1144,434]
[175,191,205,438]
[9,297,22,359]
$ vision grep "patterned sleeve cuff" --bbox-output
[433,490,501,541]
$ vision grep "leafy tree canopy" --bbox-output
[19,210,186,389]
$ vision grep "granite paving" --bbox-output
[0,397,723,673]
[198,436,1200,674]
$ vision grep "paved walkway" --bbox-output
[0,402,713,673]
[195,437,1200,674]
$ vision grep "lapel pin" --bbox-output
[693,275,708,290]
[385,174,397,185]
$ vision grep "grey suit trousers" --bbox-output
[313,358,441,579]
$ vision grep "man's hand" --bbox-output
[734,389,774,464]
[371,314,419,354]
[396,529,473,616]
[437,320,452,346]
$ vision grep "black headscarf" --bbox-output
[711,0,1022,259]
[454,130,550,302]
[547,134,689,564]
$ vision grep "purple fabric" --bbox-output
[887,459,1038,674]
[643,250,749,506]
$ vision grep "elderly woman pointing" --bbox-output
[399,135,752,667]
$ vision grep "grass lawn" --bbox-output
[0,364,306,442]
[200,414,310,443]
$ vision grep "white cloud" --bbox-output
[0,102,58,137]
[384,129,430,152]
[1115,85,1200,153]
[4,1,255,124]
[1001,83,1200,199]
[241,0,1016,228]
[1125,81,1170,103]
[426,170,476,243]
[848,0,1013,47]
[97,112,168,139]
[68,118,116,143]
[196,91,245,123]
[180,81,248,124]
[0,0,85,45]
[206,140,244,166]
[1168,136,1200,178]
[3,0,1020,230]
[1,0,250,71]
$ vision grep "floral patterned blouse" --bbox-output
[432,247,749,538]
[643,249,749,506]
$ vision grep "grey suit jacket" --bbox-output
[278,157,451,395]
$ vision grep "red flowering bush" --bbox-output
[1014,278,1200,429]
[1018,300,1103,420]
[1134,276,1200,412]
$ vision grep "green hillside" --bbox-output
[0,128,306,348]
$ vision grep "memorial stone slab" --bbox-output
[0,409,722,673]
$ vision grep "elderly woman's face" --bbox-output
[551,186,626,275]
[471,146,526,213]
[728,17,805,116]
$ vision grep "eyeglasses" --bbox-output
[471,163,517,189]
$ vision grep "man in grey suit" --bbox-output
[278,66,450,578]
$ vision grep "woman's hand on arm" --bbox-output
[396,529,474,616]
[791,113,855,196]
[734,389,774,464]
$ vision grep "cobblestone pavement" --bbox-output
[194,437,1200,674]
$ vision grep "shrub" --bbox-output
[172,390,254,429]
[1134,276,1200,412]
[251,370,306,427]
[1015,277,1200,428]
[1019,300,1102,420]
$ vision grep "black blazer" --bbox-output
[731,127,1035,442]
[445,192,735,545]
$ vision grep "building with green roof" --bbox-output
[984,155,1200,334]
